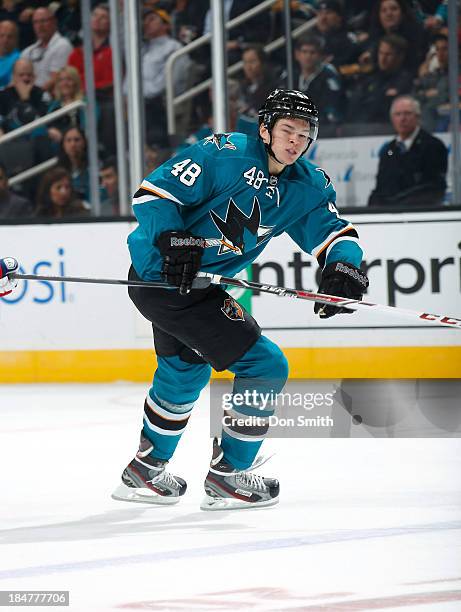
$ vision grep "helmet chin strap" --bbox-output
[265,135,284,166]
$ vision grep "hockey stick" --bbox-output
[11,271,461,330]
[12,273,168,289]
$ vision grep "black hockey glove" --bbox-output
[314,261,369,319]
[157,230,206,295]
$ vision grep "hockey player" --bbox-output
[110,89,369,510]
[1,92,368,510]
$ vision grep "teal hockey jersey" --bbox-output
[128,132,362,280]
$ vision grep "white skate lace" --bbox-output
[150,469,181,489]
[236,471,267,492]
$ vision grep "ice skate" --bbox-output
[200,438,279,511]
[112,433,186,505]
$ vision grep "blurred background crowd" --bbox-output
[0,0,459,220]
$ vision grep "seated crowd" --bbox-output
[0,0,457,219]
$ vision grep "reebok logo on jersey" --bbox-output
[203,133,236,151]
[221,297,244,322]
[170,237,206,248]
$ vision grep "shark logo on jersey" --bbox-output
[221,297,245,321]
[316,167,332,188]
[209,196,275,255]
[203,133,236,151]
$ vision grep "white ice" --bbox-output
[1,383,460,611]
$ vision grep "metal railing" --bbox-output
[0,100,86,184]
[0,100,85,144]
[165,0,316,136]
[9,157,58,187]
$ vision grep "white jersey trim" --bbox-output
[325,236,363,260]
[141,179,184,205]
[311,223,354,258]
[132,195,160,206]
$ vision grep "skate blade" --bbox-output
[200,494,279,511]
[111,482,180,505]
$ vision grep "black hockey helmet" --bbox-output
[258,89,319,159]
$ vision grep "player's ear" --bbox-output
[259,123,270,144]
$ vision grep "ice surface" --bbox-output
[1,384,460,611]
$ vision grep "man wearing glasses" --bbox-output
[21,7,72,94]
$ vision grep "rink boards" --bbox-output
[0,211,460,382]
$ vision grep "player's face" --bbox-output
[260,117,310,167]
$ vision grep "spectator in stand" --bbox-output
[270,1,316,44]
[67,3,112,95]
[68,3,114,155]
[47,65,86,145]
[99,156,120,216]
[281,36,344,128]
[0,58,49,135]
[346,34,413,127]
[172,0,210,73]
[0,57,52,190]
[0,160,33,218]
[143,142,172,174]
[57,126,90,202]
[0,1,34,50]
[174,112,212,154]
[35,165,89,219]
[417,12,453,78]
[179,78,241,149]
[420,0,448,34]
[202,1,271,65]
[0,20,19,89]
[312,1,360,70]
[141,6,190,146]
[237,45,278,120]
[21,7,72,94]
[54,0,81,46]
[342,0,370,29]
[360,0,427,75]
[414,33,449,131]
[173,0,209,45]
[368,95,447,207]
